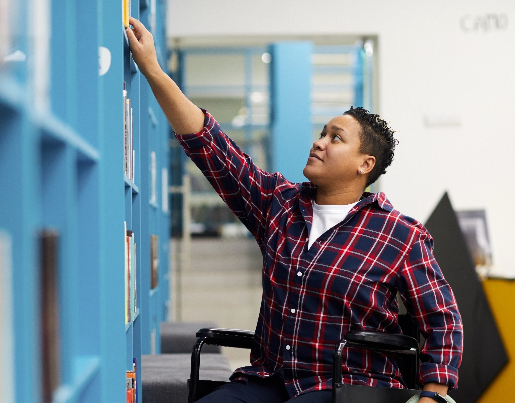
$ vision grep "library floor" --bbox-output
[170,237,263,370]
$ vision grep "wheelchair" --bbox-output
[188,314,425,403]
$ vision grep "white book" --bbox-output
[123,87,127,175]
[130,106,133,180]
[0,230,15,403]
[0,0,10,62]
[150,151,156,204]
[161,168,168,213]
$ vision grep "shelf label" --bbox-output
[98,46,111,76]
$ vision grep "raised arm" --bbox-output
[125,17,204,135]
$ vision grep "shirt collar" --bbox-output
[300,182,394,213]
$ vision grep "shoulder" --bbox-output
[369,192,433,243]
[271,177,311,202]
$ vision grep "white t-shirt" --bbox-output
[308,200,358,249]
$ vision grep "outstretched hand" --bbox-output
[125,16,204,134]
[125,17,161,78]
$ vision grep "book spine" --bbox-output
[124,222,129,323]
[126,369,136,402]
[40,229,61,403]
[150,235,159,289]
[150,151,156,203]
[123,85,128,177]
[0,231,15,402]
[129,105,133,180]
[129,232,135,319]
[122,0,130,28]
[125,98,131,178]
[162,167,168,213]
[127,230,133,322]
[133,241,137,316]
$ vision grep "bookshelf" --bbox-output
[0,0,170,402]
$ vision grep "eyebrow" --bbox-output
[323,125,346,133]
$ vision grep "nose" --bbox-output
[312,136,325,151]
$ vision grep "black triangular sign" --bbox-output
[424,192,508,402]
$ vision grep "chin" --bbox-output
[302,167,317,185]
[302,167,311,181]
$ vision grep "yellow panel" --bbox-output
[476,279,515,403]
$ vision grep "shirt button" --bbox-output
[297,271,302,277]
[291,309,296,314]
[286,345,291,350]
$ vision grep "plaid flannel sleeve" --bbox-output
[176,109,279,244]
[398,231,463,390]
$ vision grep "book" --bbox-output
[122,101,134,180]
[150,318,156,354]
[0,230,15,403]
[126,365,136,403]
[122,0,130,28]
[133,358,138,402]
[123,83,135,181]
[30,0,51,110]
[150,235,158,289]
[125,229,137,322]
[161,168,168,213]
[40,229,61,403]
[0,0,11,66]
[150,0,156,35]
[130,105,134,180]
[123,84,128,176]
[128,231,135,319]
[133,242,137,317]
[150,151,156,203]
[124,222,129,323]
[125,98,131,179]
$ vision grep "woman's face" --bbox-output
[303,114,373,191]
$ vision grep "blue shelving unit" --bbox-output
[0,0,170,402]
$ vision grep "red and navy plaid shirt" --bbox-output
[177,111,463,398]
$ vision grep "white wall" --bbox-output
[167,0,515,277]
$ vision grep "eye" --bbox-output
[319,132,327,139]
[333,134,343,142]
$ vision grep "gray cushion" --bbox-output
[160,322,221,354]
[142,353,232,403]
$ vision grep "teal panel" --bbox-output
[270,42,313,184]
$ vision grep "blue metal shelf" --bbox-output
[0,0,171,402]
[0,75,24,110]
[36,113,100,162]
[125,175,140,194]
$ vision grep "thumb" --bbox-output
[126,27,139,47]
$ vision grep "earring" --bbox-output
[359,169,364,174]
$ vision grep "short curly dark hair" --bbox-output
[344,106,398,188]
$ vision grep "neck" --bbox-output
[315,186,363,205]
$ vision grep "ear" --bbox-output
[359,155,376,175]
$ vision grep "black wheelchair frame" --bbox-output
[188,315,424,403]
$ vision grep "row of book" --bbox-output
[124,82,135,181]
[126,359,137,403]
[125,223,138,324]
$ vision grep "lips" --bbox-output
[309,152,322,161]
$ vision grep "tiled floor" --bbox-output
[170,237,263,369]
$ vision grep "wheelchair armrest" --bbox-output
[196,328,255,349]
[189,328,254,403]
[344,331,418,353]
[333,331,419,391]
